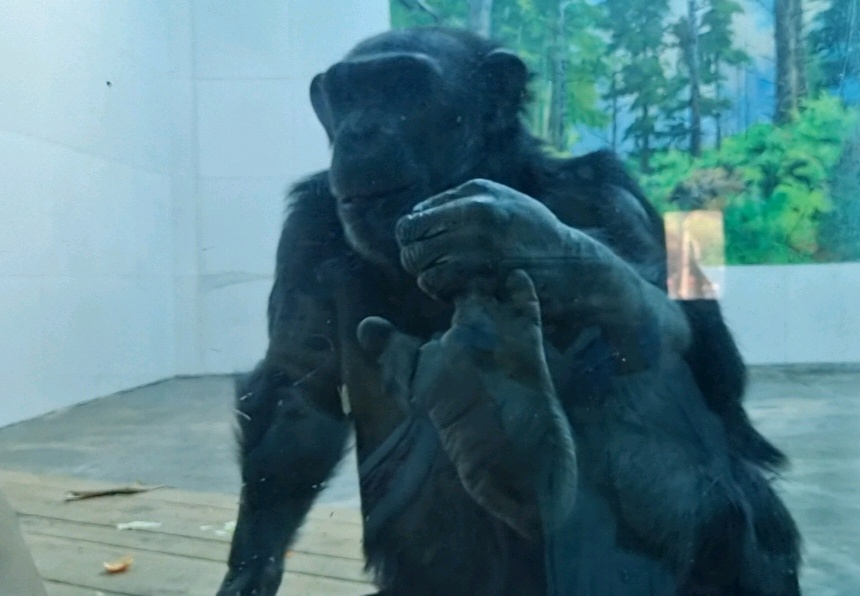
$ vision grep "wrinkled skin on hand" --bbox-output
[396,180,578,306]
[358,270,577,541]
[395,179,691,369]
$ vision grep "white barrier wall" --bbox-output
[0,1,190,425]
[0,0,390,425]
[719,263,860,365]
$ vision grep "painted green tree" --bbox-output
[809,0,860,100]
[697,0,749,147]
[665,0,749,153]
[392,0,609,151]
[638,97,857,263]
[602,0,672,172]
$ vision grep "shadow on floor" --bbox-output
[0,369,857,595]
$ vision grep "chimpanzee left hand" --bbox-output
[358,270,577,540]
[396,179,691,368]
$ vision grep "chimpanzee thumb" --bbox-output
[357,316,397,359]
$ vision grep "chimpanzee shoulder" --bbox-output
[538,149,783,470]
[550,149,663,246]
[270,172,347,289]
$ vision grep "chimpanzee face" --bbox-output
[309,29,527,267]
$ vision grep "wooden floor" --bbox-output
[0,469,374,595]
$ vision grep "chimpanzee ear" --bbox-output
[482,49,529,121]
[310,73,335,143]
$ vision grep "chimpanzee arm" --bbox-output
[217,175,350,596]
[561,345,799,594]
[396,178,692,371]
[572,154,788,471]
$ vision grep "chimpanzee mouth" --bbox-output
[340,183,418,205]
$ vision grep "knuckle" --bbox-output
[400,244,420,273]
[404,241,448,275]
[395,215,413,245]
[467,178,496,192]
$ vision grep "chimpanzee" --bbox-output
[216,27,801,596]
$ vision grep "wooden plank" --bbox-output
[0,469,362,525]
[45,581,125,596]
[19,515,370,584]
[1,469,377,594]
[26,533,373,596]
[1,476,365,561]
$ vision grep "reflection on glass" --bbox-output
[665,210,725,299]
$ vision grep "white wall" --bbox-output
[0,0,192,425]
[719,263,860,365]
[189,0,390,375]
[0,0,391,425]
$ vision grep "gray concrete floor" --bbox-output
[0,369,857,595]
[0,376,361,506]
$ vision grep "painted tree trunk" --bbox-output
[548,0,568,151]
[775,0,796,123]
[791,0,808,101]
[687,0,702,156]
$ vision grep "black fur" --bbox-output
[217,27,800,596]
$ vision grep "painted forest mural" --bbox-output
[391,0,860,265]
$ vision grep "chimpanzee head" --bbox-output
[310,27,529,267]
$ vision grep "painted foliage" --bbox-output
[392,0,860,265]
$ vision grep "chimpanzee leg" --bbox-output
[217,362,350,596]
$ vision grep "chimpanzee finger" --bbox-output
[411,178,508,213]
[503,269,541,327]
[357,316,422,411]
[396,195,501,246]
[399,228,496,278]
[378,335,422,411]
[356,316,397,359]
[416,257,497,302]
[446,300,500,353]
[357,316,421,371]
